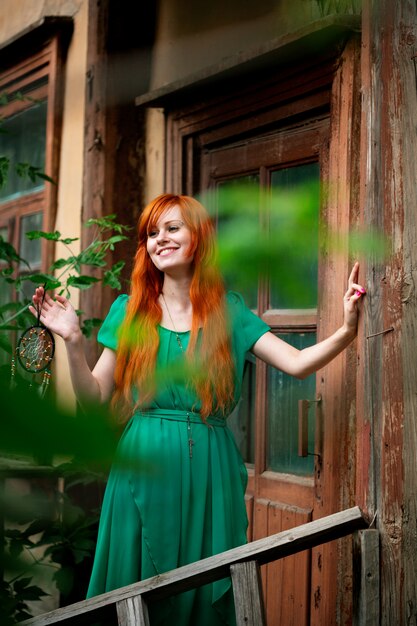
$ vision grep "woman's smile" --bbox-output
[147,205,194,274]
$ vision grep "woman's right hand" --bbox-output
[29,286,81,343]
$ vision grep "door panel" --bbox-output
[200,121,327,625]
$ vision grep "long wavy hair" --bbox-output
[112,193,235,422]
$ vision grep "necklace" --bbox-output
[161,293,195,458]
[161,293,186,354]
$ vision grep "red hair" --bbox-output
[112,194,235,421]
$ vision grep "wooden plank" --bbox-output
[80,0,110,367]
[311,33,362,626]
[252,498,269,592]
[360,0,417,622]
[116,596,150,626]
[231,561,266,626]
[265,503,283,624]
[21,506,367,625]
[352,529,379,626]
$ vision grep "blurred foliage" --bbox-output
[0,109,132,619]
[200,181,388,307]
[0,370,120,622]
[1,465,103,624]
[0,213,131,340]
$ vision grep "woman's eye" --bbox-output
[168,225,180,232]
[148,230,158,238]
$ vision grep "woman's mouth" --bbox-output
[158,247,178,256]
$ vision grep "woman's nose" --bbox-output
[156,229,168,243]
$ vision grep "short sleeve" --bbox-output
[97,294,129,351]
[226,291,270,351]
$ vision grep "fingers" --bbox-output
[31,287,70,313]
[348,261,360,287]
[346,263,366,300]
[55,294,69,307]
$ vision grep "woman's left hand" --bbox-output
[343,262,366,334]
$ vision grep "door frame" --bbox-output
[164,36,362,624]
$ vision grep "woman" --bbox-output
[30,194,365,625]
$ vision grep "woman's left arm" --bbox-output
[251,263,366,379]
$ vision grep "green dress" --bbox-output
[86,292,269,625]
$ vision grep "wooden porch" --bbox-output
[22,506,376,626]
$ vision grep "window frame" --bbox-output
[0,34,66,272]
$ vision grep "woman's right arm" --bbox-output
[29,287,116,405]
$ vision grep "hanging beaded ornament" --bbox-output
[11,286,55,396]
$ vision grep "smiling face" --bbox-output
[146,204,194,276]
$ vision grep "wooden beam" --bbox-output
[80,0,110,367]
[22,506,368,625]
[360,0,417,621]
[230,561,266,626]
[116,596,150,626]
[352,529,380,626]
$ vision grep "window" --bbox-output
[0,37,64,289]
[0,36,65,364]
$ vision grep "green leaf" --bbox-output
[0,155,9,189]
[53,567,74,596]
[61,237,79,245]
[77,250,106,268]
[35,171,56,185]
[106,235,128,246]
[15,163,55,185]
[26,230,61,241]
[84,214,117,229]
[103,270,122,289]
[0,266,14,277]
[50,257,76,271]
[12,577,32,593]
[23,273,62,290]
[23,518,52,538]
[8,538,24,559]
[81,317,102,338]
[66,275,100,289]
[0,239,26,265]
[13,582,48,601]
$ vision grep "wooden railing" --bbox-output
[23,506,370,626]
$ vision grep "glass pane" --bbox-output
[228,353,256,464]
[267,332,316,475]
[270,163,319,309]
[216,175,260,310]
[0,100,47,202]
[19,212,43,269]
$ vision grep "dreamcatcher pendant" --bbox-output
[11,287,55,397]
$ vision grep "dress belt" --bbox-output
[133,408,227,427]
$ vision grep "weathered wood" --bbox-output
[311,33,362,626]
[360,0,417,623]
[352,529,380,626]
[230,561,266,626]
[116,596,150,626]
[22,506,367,625]
[80,0,110,367]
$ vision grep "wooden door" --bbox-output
[200,120,328,625]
